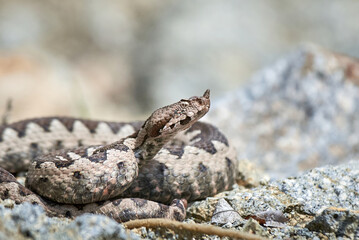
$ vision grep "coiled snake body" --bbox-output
[0,90,238,222]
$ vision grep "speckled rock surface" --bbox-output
[206,45,359,179]
[306,207,359,239]
[187,160,359,239]
[0,202,139,240]
[272,161,359,215]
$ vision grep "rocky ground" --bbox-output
[188,160,359,239]
[1,46,359,239]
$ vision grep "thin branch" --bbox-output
[123,218,267,240]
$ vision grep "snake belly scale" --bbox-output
[0,90,238,222]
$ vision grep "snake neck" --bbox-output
[133,130,177,162]
[133,89,210,162]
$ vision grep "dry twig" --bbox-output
[123,218,266,240]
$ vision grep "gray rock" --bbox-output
[0,203,139,240]
[52,214,140,240]
[255,210,288,228]
[242,218,266,237]
[211,198,242,225]
[306,207,359,239]
[206,45,359,178]
[0,202,62,240]
[271,160,359,214]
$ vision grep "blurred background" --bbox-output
[1,0,359,121]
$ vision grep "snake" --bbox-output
[0,90,238,222]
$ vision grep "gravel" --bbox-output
[187,160,359,239]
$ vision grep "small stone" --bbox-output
[211,198,242,224]
[255,210,288,228]
[242,218,265,236]
[306,207,359,239]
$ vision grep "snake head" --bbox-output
[149,89,210,137]
[134,90,210,160]
[162,89,210,133]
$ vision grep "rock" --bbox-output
[271,160,359,214]
[211,198,242,225]
[206,45,359,178]
[186,198,219,222]
[0,202,63,240]
[53,214,140,240]
[0,203,139,240]
[242,218,265,236]
[251,210,288,228]
[306,207,359,239]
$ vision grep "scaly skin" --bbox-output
[0,90,238,222]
